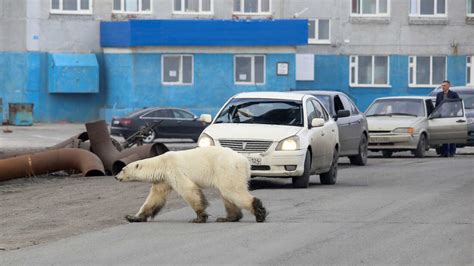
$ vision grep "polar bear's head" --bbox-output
[115,161,145,182]
[115,155,170,183]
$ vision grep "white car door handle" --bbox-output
[456,119,466,123]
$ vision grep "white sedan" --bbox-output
[366,96,468,158]
[198,92,348,188]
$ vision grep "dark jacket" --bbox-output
[435,90,460,107]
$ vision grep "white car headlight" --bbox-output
[198,133,215,147]
[392,127,415,135]
[276,136,300,151]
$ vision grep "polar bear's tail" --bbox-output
[252,197,267,223]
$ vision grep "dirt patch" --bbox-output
[0,174,220,251]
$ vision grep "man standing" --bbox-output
[435,80,460,157]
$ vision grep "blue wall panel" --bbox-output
[0,52,105,123]
[101,19,308,47]
[448,56,467,86]
[101,53,296,122]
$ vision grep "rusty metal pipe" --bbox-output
[0,132,90,160]
[86,120,168,175]
[0,148,105,182]
[111,143,169,175]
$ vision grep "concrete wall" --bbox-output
[0,0,27,51]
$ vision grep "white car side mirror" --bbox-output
[311,118,325,128]
[199,114,212,123]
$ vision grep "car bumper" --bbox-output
[368,133,419,150]
[239,149,307,177]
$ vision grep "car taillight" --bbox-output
[120,119,132,126]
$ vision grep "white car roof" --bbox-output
[374,96,434,101]
[233,91,307,101]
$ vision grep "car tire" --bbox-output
[349,134,368,166]
[142,129,156,144]
[320,147,338,185]
[382,150,393,158]
[414,134,427,158]
[292,150,311,189]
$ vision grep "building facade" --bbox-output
[1,0,473,122]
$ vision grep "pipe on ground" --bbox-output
[0,148,105,182]
[0,132,90,160]
[86,120,169,175]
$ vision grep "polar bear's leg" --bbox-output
[216,195,243,222]
[125,182,172,223]
[225,191,267,223]
[172,178,209,223]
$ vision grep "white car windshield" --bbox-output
[366,99,425,117]
[214,98,304,126]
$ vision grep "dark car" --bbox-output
[292,90,369,165]
[110,107,209,143]
[429,86,474,146]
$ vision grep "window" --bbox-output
[469,0,474,16]
[233,0,271,15]
[234,55,265,85]
[162,55,193,85]
[350,55,389,86]
[143,109,173,118]
[467,56,473,86]
[173,109,195,119]
[173,0,213,14]
[351,0,389,16]
[50,0,92,14]
[113,0,151,13]
[311,100,329,121]
[308,19,330,44]
[409,56,446,87]
[410,0,446,16]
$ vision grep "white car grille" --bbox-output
[219,139,273,153]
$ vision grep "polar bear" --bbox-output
[115,146,267,223]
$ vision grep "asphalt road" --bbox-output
[1,151,472,265]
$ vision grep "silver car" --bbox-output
[292,90,369,165]
[366,96,468,158]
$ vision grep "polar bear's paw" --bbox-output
[252,198,267,223]
[190,212,208,223]
[125,214,147,223]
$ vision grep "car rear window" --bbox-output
[215,98,303,126]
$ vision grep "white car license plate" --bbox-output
[113,120,120,125]
[247,156,262,166]
[371,137,389,143]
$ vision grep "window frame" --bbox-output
[351,0,390,17]
[234,55,266,85]
[409,0,447,17]
[50,0,93,15]
[233,0,272,16]
[113,0,152,14]
[349,55,391,87]
[308,19,331,44]
[467,56,473,86]
[161,54,194,86]
[468,0,474,17]
[408,55,447,87]
[173,0,214,15]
